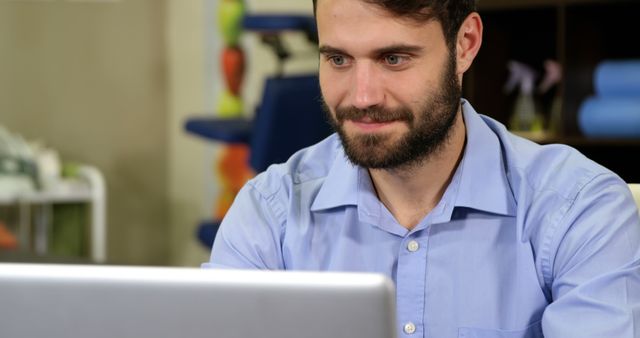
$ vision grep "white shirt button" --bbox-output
[403,322,416,334]
[407,240,419,252]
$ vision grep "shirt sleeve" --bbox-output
[202,181,286,270]
[541,174,640,337]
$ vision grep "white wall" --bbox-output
[0,0,170,265]
[165,0,210,266]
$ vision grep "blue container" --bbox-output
[594,60,640,98]
[578,97,640,138]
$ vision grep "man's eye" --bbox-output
[330,55,347,66]
[383,54,407,66]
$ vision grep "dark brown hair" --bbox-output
[312,0,477,50]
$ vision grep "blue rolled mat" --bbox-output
[595,60,640,97]
[578,97,640,138]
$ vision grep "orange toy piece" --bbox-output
[0,221,18,250]
[222,47,245,96]
[214,144,254,220]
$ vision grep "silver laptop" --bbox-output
[0,263,397,338]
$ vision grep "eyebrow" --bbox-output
[318,44,425,56]
[318,45,346,56]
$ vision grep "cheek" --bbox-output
[384,73,428,105]
[319,67,343,108]
[394,64,444,101]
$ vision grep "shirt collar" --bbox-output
[310,138,359,211]
[310,101,517,217]
[454,100,516,216]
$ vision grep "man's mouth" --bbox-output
[347,118,399,132]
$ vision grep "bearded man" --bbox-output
[204,1,640,337]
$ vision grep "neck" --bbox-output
[369,110,466,230]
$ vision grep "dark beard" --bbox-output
[323,52,462,170]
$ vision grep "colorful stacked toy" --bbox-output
[214,0,254,222]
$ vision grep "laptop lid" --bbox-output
[0,263,397,338]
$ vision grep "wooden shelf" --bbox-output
[467,0,640,182]
[479,0,631,10]
[514,131,640,147]
[479,0,558,10]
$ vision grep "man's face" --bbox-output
[317,0,462,169]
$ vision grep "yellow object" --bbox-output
[218,0,245,47]
[217,90,244,118]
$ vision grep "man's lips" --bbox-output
[346,117,400,131]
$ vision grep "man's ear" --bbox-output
[456,12,483,75]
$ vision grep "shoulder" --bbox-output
[246,133,343,200]
[480,115,638,281]
[480,115,624,203]
[208,134,345,269]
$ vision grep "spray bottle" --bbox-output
[504,61,544,132]
[538,59,563,135]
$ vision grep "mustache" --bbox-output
[334,106,414,124]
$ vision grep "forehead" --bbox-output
[316,0,444,51]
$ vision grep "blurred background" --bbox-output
[0,0,319,267]
[1,0,639,267]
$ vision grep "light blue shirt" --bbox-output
[204,100,640,338]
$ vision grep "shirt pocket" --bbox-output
[458,320,543,338]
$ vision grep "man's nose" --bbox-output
[350,62,384,109]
